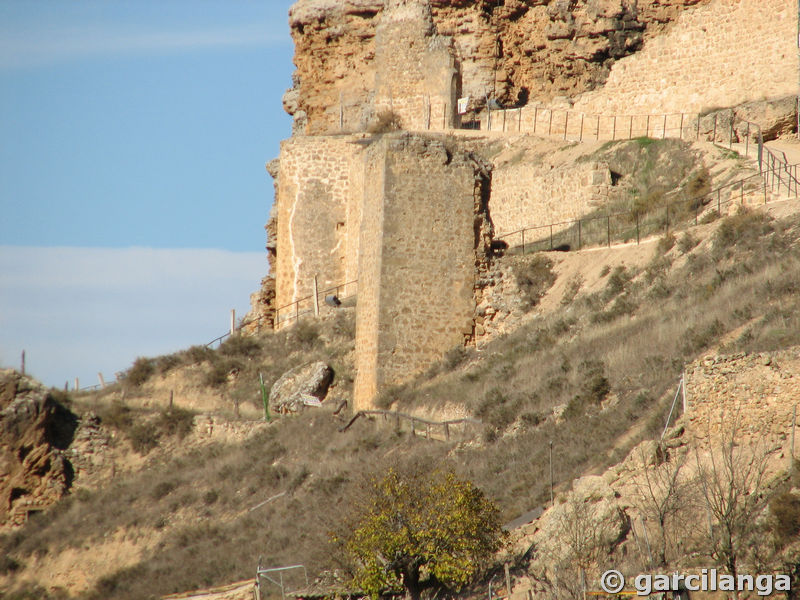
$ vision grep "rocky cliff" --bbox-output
[0,370,77,527]
[286,0,710,134]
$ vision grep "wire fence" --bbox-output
[483,107,764,155]
[204,279,359,348]
[497,161,799,255]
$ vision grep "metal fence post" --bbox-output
[679,113,684,140]
[521,229,525,254]
[578,219,582,250]
[646,115,650,138]
[564,111,569,140]
[533,107,538,134]
[713,114,717,142]
[663,114,667,139]
[629,115,633,139]
[550,224,554,250]
[607,215,611,247]
[745,122,750,156]
[613,115,617,140]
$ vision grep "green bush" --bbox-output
[184,345,214,364]
[128,423,159,454]
[157,406,194,440]
[125,357,155,387]
[219,335,261,358]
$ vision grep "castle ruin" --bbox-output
[249,0,799,410]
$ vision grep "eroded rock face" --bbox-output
[269,362,334,414]
[0,370,77,526]
[286,0,711,133]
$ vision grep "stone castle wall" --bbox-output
[273,136,364,318]
[372,1,458,131]
[483,0,797,137]
[573,0,797,116]
[685,349,800,446]
[490,160,612,240]
[353,135,482,410]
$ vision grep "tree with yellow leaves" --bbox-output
[338,468,505,600]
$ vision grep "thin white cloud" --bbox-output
[0,24,290,69]
[0,246,268,388]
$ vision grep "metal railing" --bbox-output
[486,107,766,161]
[340,409,484,440]
[272,279,358,327]
[497,161,799,255]
[204,279,359,348]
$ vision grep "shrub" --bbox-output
[444,346,470,371]
[514,255,557,310]
[151,480,177,501]
[125,357,155,387]
[769,491,800,544]
[219,335,261,359]
[151,354,178,376]
[677,232,699,254]
[655,232,676,255]
[294,320,320,347]
[157,406,194,440]
[99,402,134,431]
[184,345,214,364]
[561,275,583,306]
[367,110,402,134]
[713,208,774,257]
[128,423,159,454]
[603,266,632,300]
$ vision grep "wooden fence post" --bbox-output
[313,275,320,317]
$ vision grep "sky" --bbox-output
[0,1,297,388]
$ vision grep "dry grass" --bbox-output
[3,209,800,599]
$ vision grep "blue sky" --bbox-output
[0,1,296,387]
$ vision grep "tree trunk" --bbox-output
[404,566,423,600]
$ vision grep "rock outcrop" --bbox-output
[269,361,334,413]
[0,370,77,526]
[286,0,712,134]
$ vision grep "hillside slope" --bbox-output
[2,180,800,598]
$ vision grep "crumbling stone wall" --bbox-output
[353,134,487,409]
[685,349,800,447]
[572,0,797,116]
[272,136,364,317]
[490,159,611,239]
[373,0,459,131]
[286,0,713,134]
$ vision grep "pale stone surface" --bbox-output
[353,133,490,409]
[269,361,334,413]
